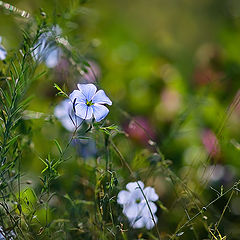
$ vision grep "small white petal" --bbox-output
[143,187,159,202]
[54,99,83,132]
[117,190,131,205]
[92,103,109,122]
[126,181,144,192]
[54,99,70,119]
[145,214,158,230]
[142,202,158,215]
[45,48,61,68]
[77,84,97,101]
[131,216,145,229]
[75,103,93,120]
[131,189,144,202]
[92,90,112,105]
[0,48,7,60]
[123,203,139,219]
[32,38,47,62]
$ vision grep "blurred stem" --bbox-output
[104,133,110,171]
[110,140,133,176]
[104,133,117,238]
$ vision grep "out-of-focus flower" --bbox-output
[193,43,224,87]
[54,99,83,131]
[124,117,156,145]
[0,37,7,60]
[117,181,158,229]
[161,88,181,118]
[154,88,181,122]
[0,226,15,240]
[198,164,235,185]
[32,25,62,68]
[72,138,97,159]
[193,67,223,87]
[69,84,112,122]
[81,61,101,83]
[54,58,70,83]
[229,90,240,124]
[201,129,220,157]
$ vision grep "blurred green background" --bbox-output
[1,0,240,239]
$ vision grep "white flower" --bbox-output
[32,25,62,68]
[54,99,83,131]
[117,181,159,229]
[0,226,15,240]
[0,37,7,60]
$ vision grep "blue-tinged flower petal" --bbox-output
[52,25,62,36]
[69,90,86,104]
[142,202,157,215]
[143,187,159,202]
[92,103,109,122]
[92,90,112,105]
[123,203,139,219]
[130,188,144,202]
[45,48,61,68]
[145,214,158,230]
[54,99,83,131]
[77,83,97,101]
[131,216,145,229]
[126,181,144,192]
[0,37,7,60]
[32,25,62,68]
[117,190,131,205]
[0,46,7,60]
[75,102,93,119]
[73,138,97,158]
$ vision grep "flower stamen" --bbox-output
[86,99,93,106]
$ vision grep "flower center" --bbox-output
[86,99,93,107]
[135,198,141,204]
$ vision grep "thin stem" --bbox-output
[174,181,239,236]
[210,190,234,240]
[137,182,161,240]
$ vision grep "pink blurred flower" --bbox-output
[124,117,156,145]
[81,61,101,83]
[161,88,181,114]
[54,58,70,82]
[232,90,240,115]
[201,129,220,157]
[193,67,223,87]
[193,43,224,87]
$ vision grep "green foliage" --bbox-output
[0,0,240,239]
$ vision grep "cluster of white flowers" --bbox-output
[117,181,159,229]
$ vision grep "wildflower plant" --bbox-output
[69,83,112,122]
[0,1,240,240]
